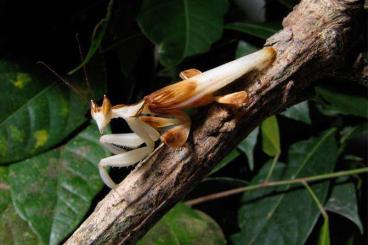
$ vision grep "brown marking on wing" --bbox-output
[145,80,197,110]
[139,116,179,128]
[179,68,202,80]
[183,94,215,108]
[215,91,248,106]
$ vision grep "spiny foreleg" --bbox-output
[98,118,160,188]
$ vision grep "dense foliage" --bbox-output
[0,0,366,244]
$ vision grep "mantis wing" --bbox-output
[145,80,197,111]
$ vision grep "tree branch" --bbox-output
[65,0,363,244]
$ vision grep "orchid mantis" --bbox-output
[91,47,276,188]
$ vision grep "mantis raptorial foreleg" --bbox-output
[99,133,145,154]
[98,118,160,188]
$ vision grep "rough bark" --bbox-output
[65,0,363,244]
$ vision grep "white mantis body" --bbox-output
[91,47,276,188]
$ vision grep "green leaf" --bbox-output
[261,116,280,156]
[0,60,99,164]
[235,40,258,58]
[139,203,226,245]
[325,179,363,233]
[238,127,259,171]
[232,129,338,245]
[210,149,240,175]
[340,123,368,145]
[339,124,368,155]
[0,167,10,214]
[225,22,280,40]
[68,0,114,75]
[138,0,229,66]
[8,125,110,245]
[316,86,368,118]
[0,167,41,245]
[281,101,311,124]
[318,219,330,245]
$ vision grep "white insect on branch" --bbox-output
[91,47,276,188]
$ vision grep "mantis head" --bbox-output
[91,95,112,133]
[91,95,146,133]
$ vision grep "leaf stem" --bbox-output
[301,181,328,219]
[265,153,280,182]
[185,167,368,206]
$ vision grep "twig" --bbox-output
[185,167,368,206]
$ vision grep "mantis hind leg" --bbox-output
[215,91,248,106]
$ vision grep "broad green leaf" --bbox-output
[0,206,41,245]
[281,101,311,124]
[0,167,10,214]
[318,219,330,245]
[9,125,109,245]
[0,167,41,245]
[232,129,338,245]
[261,116,280,156]
[238,127,259,171]
[0,60,102,164]
[225,22,280,40]
[68,0,114,75]
[325,179,363,233]
[139,203,226,245]
[210,149,240,175]
[316,86,368,118]
[235,40,258,58]
[138,0,228,66]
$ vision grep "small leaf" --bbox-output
[0,60,103,164]
[235,41,258,58]
[9,125,110,245]
[325,178,363,233]
[261,116,280,156]
[225,22,280,40]
[232,129,338,245]
[68,0,114,75]
[316,86,368,118]
[238,127,259,170]
[210,149,240,175]
[340,124,368,145]
[318,219,330,245]
[138,0,229,66]
[139,203,226,245]
[281,101,311,124]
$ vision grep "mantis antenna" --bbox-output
[37,61,87,100]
